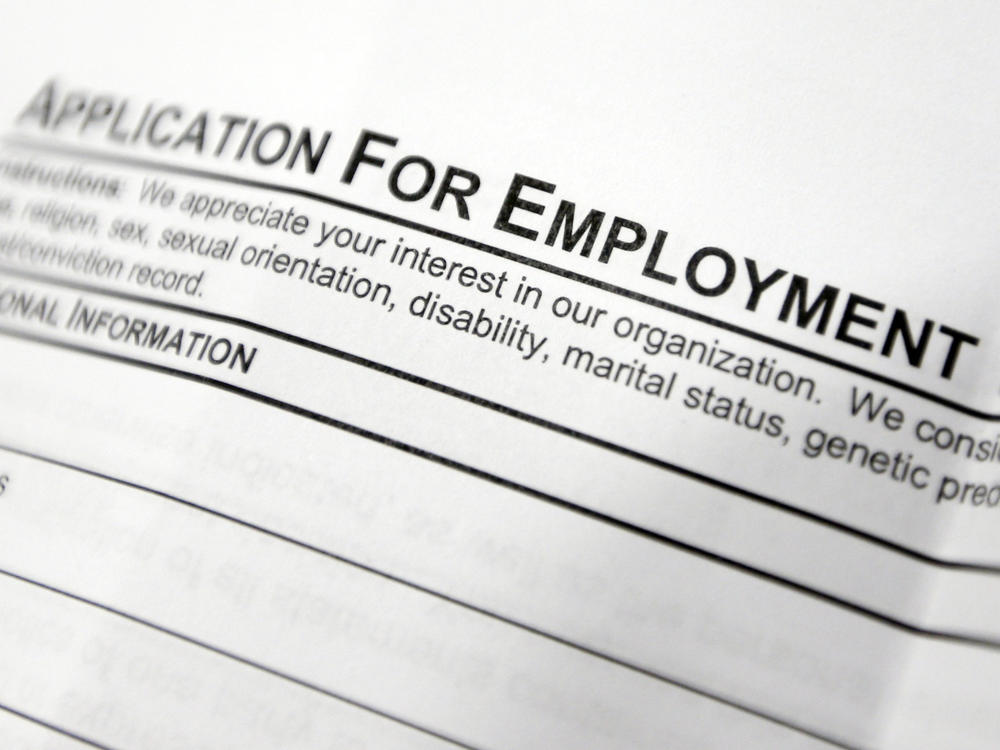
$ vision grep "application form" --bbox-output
[0,3,998,748]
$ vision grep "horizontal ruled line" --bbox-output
[2,325,999,657]
[3,134,998,422]
[0,442,851,749]
[0,702,115,749]
[2,263,998,575]
[0,569,482,750]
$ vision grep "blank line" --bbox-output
[2,262,996,575]
[3,323,999,654]
[0,569,481,750]
[3,134,997,422]
[0,702,115,749]
[0,442,852,749]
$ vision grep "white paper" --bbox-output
[0,3,999,748]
